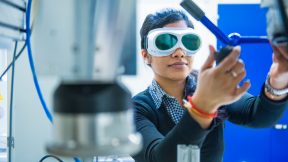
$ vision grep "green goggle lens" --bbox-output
[155,34,177,50]
[182,34,201,51]
[155,33,200,52]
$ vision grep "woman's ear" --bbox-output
[141,49,151,65]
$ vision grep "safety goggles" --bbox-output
[144,28,201,57]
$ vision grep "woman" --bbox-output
[132,9,288,162]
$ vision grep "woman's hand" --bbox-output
[269,44,288,88]
[192,45,251,113]
[265,44,288,100]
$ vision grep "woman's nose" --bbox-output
[171,48,185,58]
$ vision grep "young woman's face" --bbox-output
[143,20,194,82]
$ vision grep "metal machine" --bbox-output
[31,0,142,158]
[0,0,142,161]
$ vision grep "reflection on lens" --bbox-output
[182,34,201,51]
[155,34,177,50]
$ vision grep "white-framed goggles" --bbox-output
[144,28,201,57]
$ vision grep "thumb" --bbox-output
[201,45,216,72]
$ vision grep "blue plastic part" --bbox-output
[73,157,82,162]
[228,33,241,46]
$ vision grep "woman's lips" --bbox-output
[168,62,188,69]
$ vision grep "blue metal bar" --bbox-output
[239,36,270,44]
[180,0,270,46]
[200,16,270,46]
[200,16,231,44]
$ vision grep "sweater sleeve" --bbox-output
[227,85,288,128]
[132,95,219,162]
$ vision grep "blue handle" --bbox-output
[239,36,270,44]
[181,0,269,46]
[200,16,231,44]
[200,16,269,46]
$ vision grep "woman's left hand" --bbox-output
[269,44,288,90]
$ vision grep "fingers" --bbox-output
[278,47,288,60]
[271,45,282,63]
[201,45,216,72]
[217,46,241,73]
[270,44,288,74]
[215,46,246,87]
[231,59,244,74]
[234,80,251,97]
[226,59,248,96]
[229,59,245,80]
[229,69,246,88]
[272,44,288,61]
[275,43,288,57]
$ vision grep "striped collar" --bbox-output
[148,73,197,109]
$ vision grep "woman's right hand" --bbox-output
[192,45,251,114]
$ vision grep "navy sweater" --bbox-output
[132,86,288,162]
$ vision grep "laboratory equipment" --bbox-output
[177,145,200,162]
[31,0,142,158]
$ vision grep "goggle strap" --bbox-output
[144,36,148,49]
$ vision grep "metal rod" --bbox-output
[0,0,26,12]
[0,21,26,33]
[181,0,270,46]
[200,16,231,44]
[239,36,270,44]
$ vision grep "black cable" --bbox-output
[0,0,26,12]
[0,21,26,33]
[39,155,64,162]
[7,41,17,162]
[0,41,26,80]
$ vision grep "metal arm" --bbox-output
[180,0,269,46]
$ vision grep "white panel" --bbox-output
[0,49,7,162]
[32,0,75,78]
[0,49,7,81]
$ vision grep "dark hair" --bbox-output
[140,8,194,49]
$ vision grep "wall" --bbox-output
[218,4,288,162]
[0,49,8,162]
